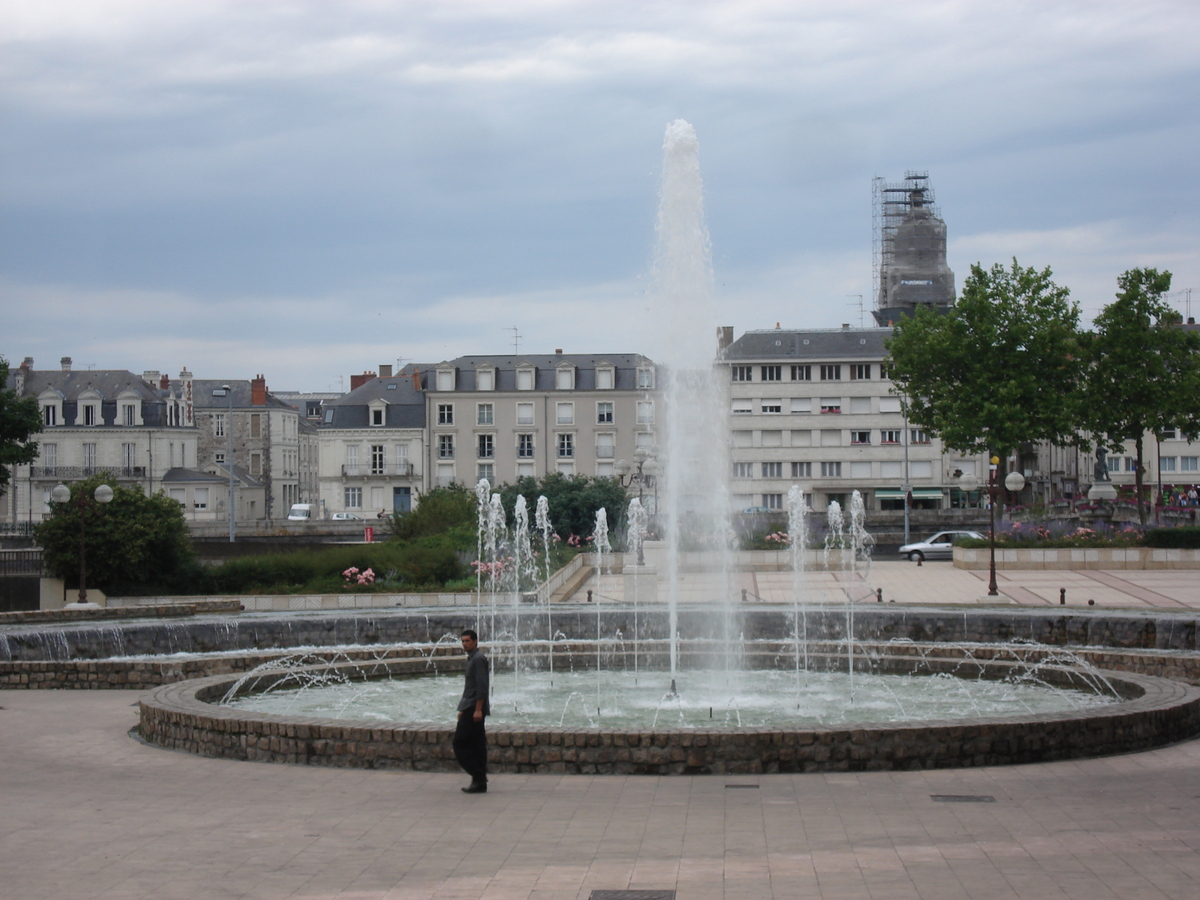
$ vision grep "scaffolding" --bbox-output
[872,171,941,309]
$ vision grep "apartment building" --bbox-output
[3,357,199,523]
[422,352,658,488]
[317,369,425,516]
[719,327,987,512]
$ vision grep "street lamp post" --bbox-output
[959,458,1026,597]
[213,385,235,542]
[50,482,114,606]
[614,449,659,565]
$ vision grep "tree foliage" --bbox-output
[495,473,629,542]
[885,259,1083,458]
[388,483,476,541]
[35,475,196,595]
[1079,268,1200,523]
[0,358,42,493]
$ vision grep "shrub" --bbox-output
[1143,526,1200,549]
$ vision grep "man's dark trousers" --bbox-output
[453,713,487,784]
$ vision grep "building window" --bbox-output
[762,462,783,478]
[437,404,454,425]
[517,462,535,478]
[732,400,752,415]
[438,434,454,459]
[516,368,534,390]
[880,363,893,379]
[1161,428,1177,440]
[596,367,614,390]
[41,442,57,471]
[910,429,931,444]
[1160,457,1177,472]
[820,398,841,414]
[122,443,136,469]
[194,488,208,509]
[476,369,494,391]
[250,452,261,476]
[557,461,576,476]
[395,444,409,469]
[1107,455,1122,472]
[792,461,812,478]
[636,367,655,389]
[849,397,871,414]
[517,434,535,458]
[345,487,363,508]
[122,403,137,426]
[596,433,615,459]
[249,413,261,437]
[732,366,753,382]
[214,414,226,437]
[879,396,902,413]
[733,462,753,478]
[477,463,494,482]
[791,365,811,381]
[557,433,574,458]
[790,398,811,414]
[636,431,653,451]
[851,431,871,445]
[516,402,534,425]
[556,402,574,425]
[1182,457,1198,472]
[215,451,225,465]
[821,461,842,478]
[761,365,781,382]
[636,401,654,424]
[477,403,493,425]
[761,403,782,415]
[83,404,97,426]
[371,445,385,474]
[820,365,841,381]
[763,493,783,510]
[82,443,96,469]
[1125,457,1137,472]
[436,369,455,391]
[477,434,494,459]
[556,367,575,390]
[597,402,613,424]
[345,445,359,475]
[850,364,871,380]
[371,407,384,426]
[881,430,901,444]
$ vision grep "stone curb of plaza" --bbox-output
[954,547,1200,570]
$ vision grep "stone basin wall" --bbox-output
[137,656,1200,774]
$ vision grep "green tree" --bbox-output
[1079,268,1200,523]
[388,483,477,540]
[35,475,196,596]
[886,259,1084,469]
[496,473,629,543]
[0,358,42,494]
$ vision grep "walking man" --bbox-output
[453,629,490,793]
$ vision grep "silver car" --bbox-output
[898,530,984,562]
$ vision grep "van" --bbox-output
[287,503,320,521]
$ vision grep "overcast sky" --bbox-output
[3,0,1197,391]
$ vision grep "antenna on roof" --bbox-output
[848,294,864,328]
[507,326,522,356]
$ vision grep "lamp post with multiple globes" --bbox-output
[49,481,114,606]
[958,456,1026,597]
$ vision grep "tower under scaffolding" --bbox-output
[872,171,955,326]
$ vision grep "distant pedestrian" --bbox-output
[453,629,490,793]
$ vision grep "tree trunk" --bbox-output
[1135,434,1145,525]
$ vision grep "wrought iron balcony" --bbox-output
[29,466,146,479]
[341,463,416,478]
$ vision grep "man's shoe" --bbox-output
[461,782,487,793]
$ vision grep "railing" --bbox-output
[29,466,146,479]
[0,523,35,537]
[0,550,43,576]
[341,463,415,477]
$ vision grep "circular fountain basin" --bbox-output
[139,650,1200,774]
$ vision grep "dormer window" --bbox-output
[369,402,386,426]
[436,366,456,392]
[476,367,495,392]
[38,390,62,427]
[118,390,142,426]
[555,365,575,391]
[595,366,615,390]
[636,367,655,390]
[516,366,535,391]
[78,389,101,426]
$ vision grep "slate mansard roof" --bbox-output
[426,353,656,392]
[321,375,426,430]
[21,369,182,428]
[722,328,893,362]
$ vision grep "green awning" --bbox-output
[874,489,945,499]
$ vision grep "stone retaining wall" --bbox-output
[137,656,1200,774]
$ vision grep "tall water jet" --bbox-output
[535,495,554,675]
[650,119,734,678]
[786,485,810,687]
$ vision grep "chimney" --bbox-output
[21,357,33,370]
[555,349,563,355]
[178,368,194,426]
[841,323,850,329]
[350,371,376,391]
[379,364,393,378]
[716,326,734,353]
[412,370,421,391]
[160,373,170,389]
[61,356,72,371]
[143,370,161,386]
[251,374,267,406]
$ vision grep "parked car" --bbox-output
[740,506,775,515]
[331,512,363,521]
[898,530,984,562]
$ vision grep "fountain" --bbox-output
[5,120,1200,773]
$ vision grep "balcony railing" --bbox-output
[342,463,415,478]
[29,466,146,479]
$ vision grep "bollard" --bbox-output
[587,589,593,603]
[917,556,922,566]
[741,588,748,603]
[876,588,883,603]
[1060,588,1066,605]
[1088,599,1095,606]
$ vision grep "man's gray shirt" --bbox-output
[457,649,490,715]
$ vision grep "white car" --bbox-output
[898,530,984,562]
[331,512,363,521]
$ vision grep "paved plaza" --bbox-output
[3,561,1200,900]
